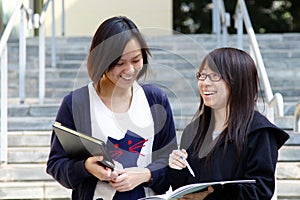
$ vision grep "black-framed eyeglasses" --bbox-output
[196,72,222,82]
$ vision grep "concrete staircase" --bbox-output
[1,33,300,199]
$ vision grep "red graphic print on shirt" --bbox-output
[107,130,148,168]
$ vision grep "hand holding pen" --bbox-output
[168,147,195,177]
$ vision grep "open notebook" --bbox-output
[139,179,256,200]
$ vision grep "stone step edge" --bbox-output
[0,180,298,198]
[8,130,52,135]
[0,163,51,181]
[276,162,300,180]
[5,147,300,164]
[0,162,299,180]
[0,180,71,199]
[277,180,300,197]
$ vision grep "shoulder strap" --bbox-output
[72,86,92,136]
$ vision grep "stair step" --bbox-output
[4,113,295,132]
[285,132,300,145]
[174,115,294,131]
[0,181,71,199]
[277,162,300,180]
[0,179,297,199]
[0,161,298,182]
[4,132,298,165]
[277,180,300,199]
[278,146,300,162]
[0,164,51,181]
[5,99,299,118]
[8,131,51,147]
[8,104,58,117]
[8,117,54,131]
[4,97,299,114]
[7,146,298,164]
[8,147,49,164]
[273,116,294,131]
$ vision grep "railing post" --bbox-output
[1,46,8,163]
[216,8,221,47]
[294,102,300,133]
[235,6,243,49]
[0,0,23,164]
[238,0,273,102]
[62,0,65,36]
[51,0,56,68]
[212,0,218,34]
[39,22,46,104]
[221,13,230,46]
[19,6,26,104]
[39,0,55,104]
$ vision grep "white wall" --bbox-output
[44,0,173,37]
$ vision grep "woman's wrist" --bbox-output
[143,168,153,186]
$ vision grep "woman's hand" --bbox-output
[109,167,151,192]
[178,186,214,200]
[169,149,188,170]
[84,156,118,181]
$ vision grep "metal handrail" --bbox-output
[0,0,23,54]
[268,93,284,117]
[217,0,230,46]
[294,102,300,133]
[39,0,65,103]
[39,0,53,104]
[38,0,64,104]
[234,0,284,119]
[0,0,24,163]
[0,0,61,162]
[0,1,31,105]
[213,0,230,47]
[214,0,284,119]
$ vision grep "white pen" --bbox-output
[178,147,195,177]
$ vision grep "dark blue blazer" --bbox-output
[46,84,177,200]
[167,111,289,200]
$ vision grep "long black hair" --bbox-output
[192,47,259,159]
[87,16,151,84]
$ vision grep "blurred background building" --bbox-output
[0,0,173,37]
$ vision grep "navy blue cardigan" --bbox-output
[167,111,289,199]
[46,84,177,200]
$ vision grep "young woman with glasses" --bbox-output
[167,47,289,200]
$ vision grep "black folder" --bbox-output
[52,122,115,169]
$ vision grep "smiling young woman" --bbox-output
[46,16,177,200]
[167,47,289,200]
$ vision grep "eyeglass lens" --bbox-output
[196,72,221,82]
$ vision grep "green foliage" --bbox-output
[173,0,299,34]
[173,0,212,33]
